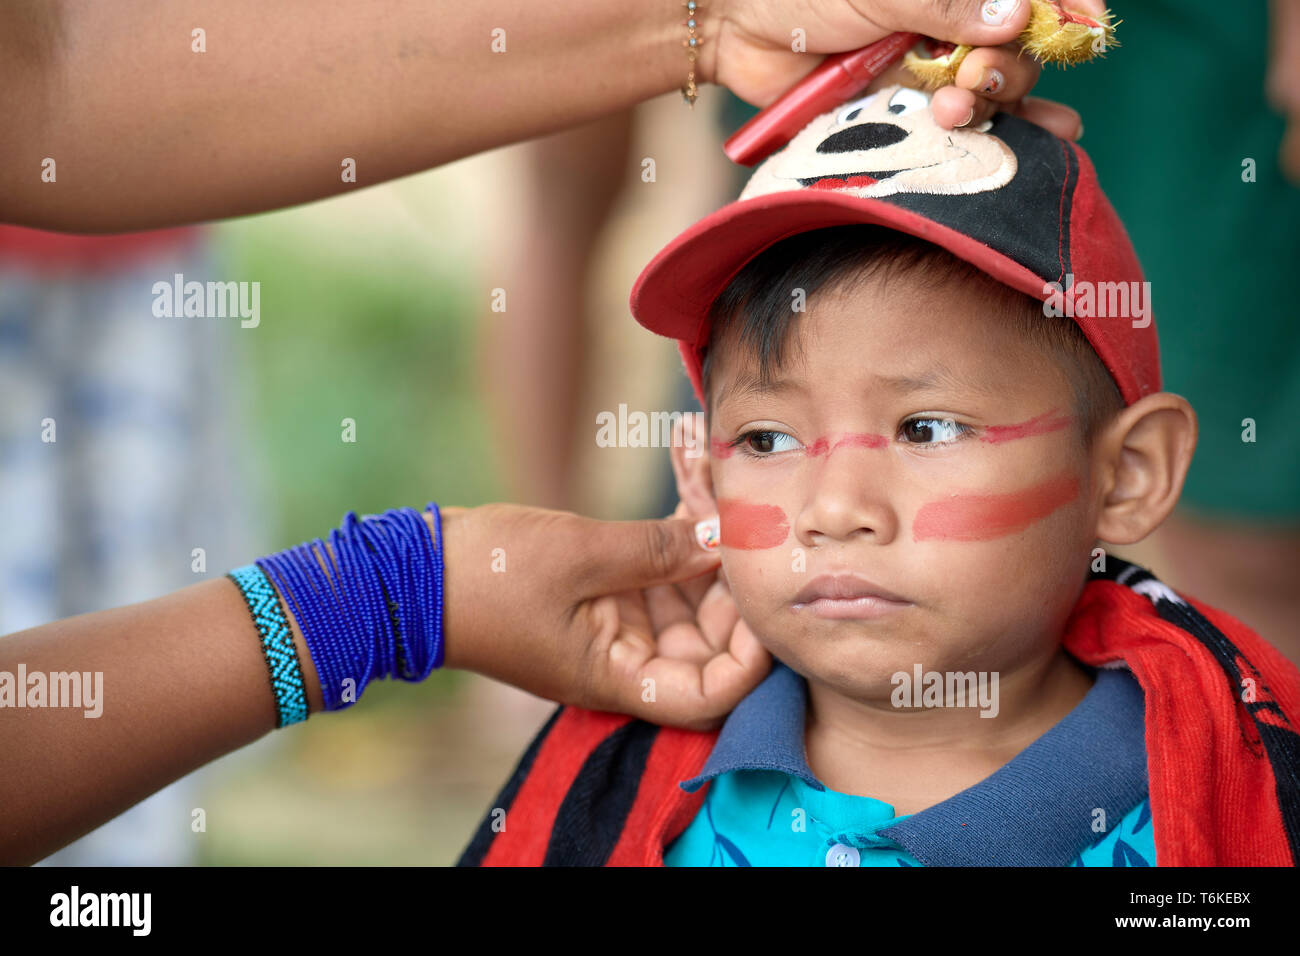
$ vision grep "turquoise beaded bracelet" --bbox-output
[228,563,309,728]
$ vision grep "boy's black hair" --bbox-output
[699,225,1125,442]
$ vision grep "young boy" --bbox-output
[459,85,1300,867]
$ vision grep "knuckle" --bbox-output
[933,0,964,27]
[561,515,605,582]
[641,521,677,581]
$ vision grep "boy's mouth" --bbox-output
[791,573,913,620]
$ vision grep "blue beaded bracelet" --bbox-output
[227,563,310,728]
[250,503,445,712]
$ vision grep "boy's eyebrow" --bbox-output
[714,371,801,411]
[871,364,1000,397]
[715,362,1000,411]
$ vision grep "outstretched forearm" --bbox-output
[0,0,690,232]
[0,576,320,865]
[0,501,753,865]
[0,508,462,865]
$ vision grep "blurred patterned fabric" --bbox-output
[0,232,257,864]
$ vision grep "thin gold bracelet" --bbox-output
[681,0,702,108]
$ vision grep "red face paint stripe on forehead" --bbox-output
[717,499,789,550]
[979,410,1073,444]
[912,473,1080,542]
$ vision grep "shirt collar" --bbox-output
[680,660,824,793]
[678,659,1148,866]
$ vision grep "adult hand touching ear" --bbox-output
[440,503,769,731]
[710,0,1100,139]
[0,498,767,863]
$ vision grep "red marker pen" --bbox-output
[723,32,920,167]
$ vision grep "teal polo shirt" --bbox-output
[664,661,1155,867]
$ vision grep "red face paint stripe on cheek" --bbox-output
[912,474,1080,542]
[717,499,789,549]
[979,410,1073,444]
[709,438,734,459]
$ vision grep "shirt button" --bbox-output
[825,844,861,867]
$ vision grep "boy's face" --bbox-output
[692,269,1106,701]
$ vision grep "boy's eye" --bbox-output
[900,418,969,444]
[736,430,801,455]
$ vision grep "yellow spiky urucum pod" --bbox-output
[903,40,975,91]
[904,1,1119,89]
[1021,0,1119,63]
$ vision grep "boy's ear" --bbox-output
[1093,392,1198,546]
[670,413,717,519]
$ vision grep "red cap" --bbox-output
[631,85,1160,407]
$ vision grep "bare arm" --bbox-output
[0,576,318,865]
[0,505,767,865]
[0,0,1091,233]
[0,0,692,232]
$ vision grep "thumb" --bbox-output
[869,0,1032,48]
[582,514,721,596]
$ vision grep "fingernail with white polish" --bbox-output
[956,106,975,128]
[695,516,720,551]
[981,0,1020,26]
[980,69,1005,95]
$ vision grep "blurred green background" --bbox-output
[193,185,528,865]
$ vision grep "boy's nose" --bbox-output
[793,453,899,546]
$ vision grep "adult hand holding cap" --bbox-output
[715,0,1107,159]
[439,503,769,731]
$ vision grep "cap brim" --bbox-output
[631,189,1052,351]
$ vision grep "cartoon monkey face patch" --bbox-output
[741,85,1018,202]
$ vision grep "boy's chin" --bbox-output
[760,629,961,698]
[798,664,922,706]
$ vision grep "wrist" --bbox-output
[652,0,723,102]
[434,504,482,674]
[696,0,726,87]
[255,506,445,712]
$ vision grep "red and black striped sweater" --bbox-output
[458,560,1300,867]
